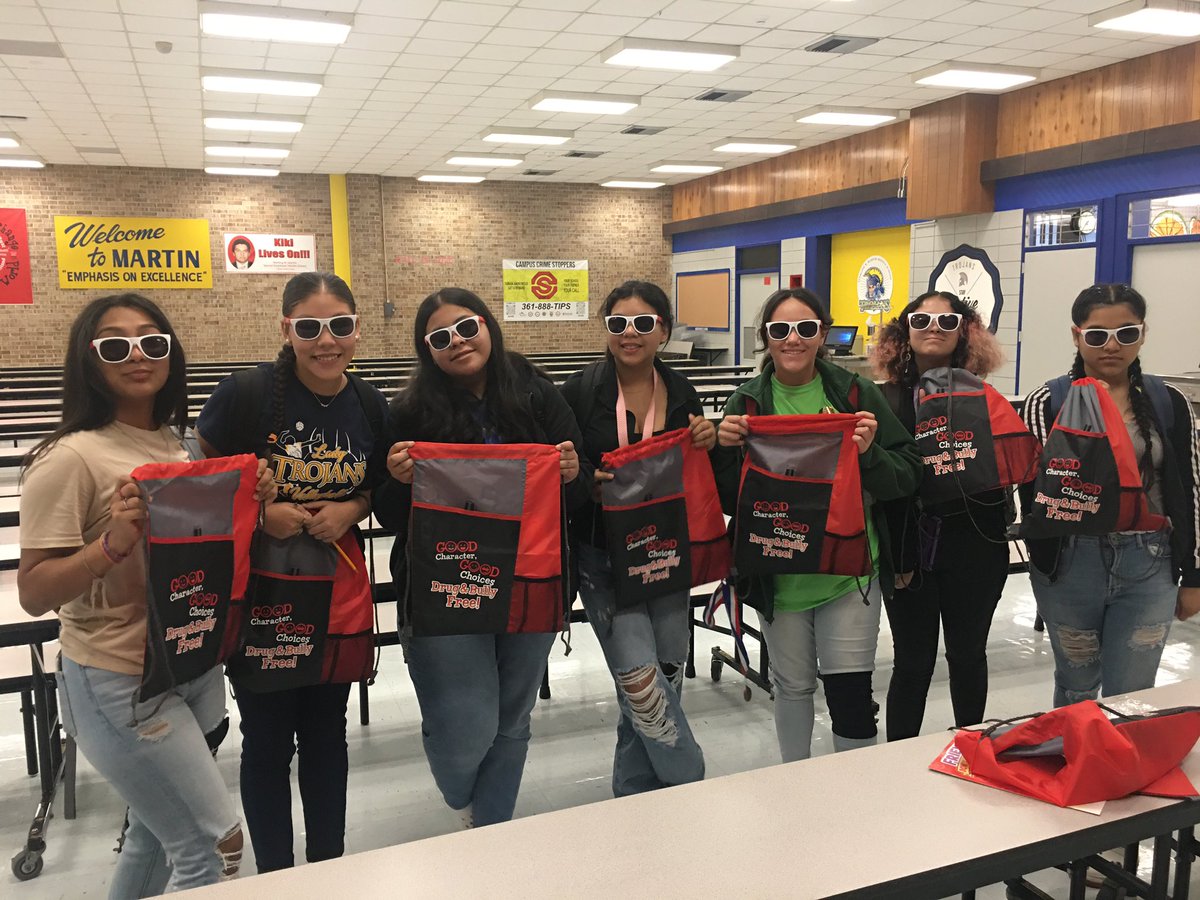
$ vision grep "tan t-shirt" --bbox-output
[20,422,187,675]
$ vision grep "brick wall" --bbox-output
[350,175,673,361]
[0,166,673,367]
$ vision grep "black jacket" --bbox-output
[1019,378,1200,587]
[878,380,1010,574]
[373,356,591,585]
[559,357,737,550]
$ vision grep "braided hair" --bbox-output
[1069,283,1156,492]
[273,272,356,440]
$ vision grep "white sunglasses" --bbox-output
[91,334,172,364]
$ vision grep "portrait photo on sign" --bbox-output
[227,236,255,270]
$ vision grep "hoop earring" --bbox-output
[901,344,913,372]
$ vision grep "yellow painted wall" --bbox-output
[829,225,911,339]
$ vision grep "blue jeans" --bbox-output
[58,659,241,897]
[1031,530,1177,708]
[577,543,705,796]
[406,631,554,826]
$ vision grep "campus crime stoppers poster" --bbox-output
[54,215,212,289]
[502,258,588,321]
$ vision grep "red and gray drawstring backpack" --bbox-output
[227,530,374,690]
[930,702,1200,807]
[914,367,1040,504]
[733,414,871,579]
[406,442,567,636]
[131,454,260,701]
[1021,376,1166,539]
[599,427,731,608]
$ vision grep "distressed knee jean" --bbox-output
[406,630,554,827]
[1031,530,1176,708]
[577,543,705,796]
[58,659,241,897]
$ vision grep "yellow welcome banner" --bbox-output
[54,215,213,289]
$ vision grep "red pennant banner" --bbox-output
[0,208,32,305]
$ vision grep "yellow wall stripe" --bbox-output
[329,174,352,288]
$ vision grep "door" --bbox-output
[738,272,778,366]
[1017,247,1097,394]
[1130,242,1200,375]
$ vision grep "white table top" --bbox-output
[181,680,1200,899]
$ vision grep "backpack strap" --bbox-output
[346,372,385,446]
[565,359,608,433]
[1045,374,1074,426]
[229,366,272,458]
[1139,373,1175,436]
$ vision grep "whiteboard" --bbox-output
[1131,242,1200,375]
[1017,247,1096,394]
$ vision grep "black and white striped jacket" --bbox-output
[1019,378,1200,587]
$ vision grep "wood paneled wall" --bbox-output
[996,43,1200,157]
[670,121,908,222]
[907,94,997,220]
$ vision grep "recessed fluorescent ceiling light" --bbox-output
[205,145,290,159]
[601,180,665,189]
[446,156,523,167]
[418,174,485,183]
[1091,0,1200,35]
[202,70,322,97]
[797,107,897,127]
[914,64,1038,90]
[650,163,724,174]
[0,137,17,148]
[713,142,796,154]
[0,158,43,168]
[204,115,303,133]
[482,128,572,145]
[199,1,352,44]
[205,166,280,176]
[532,92,640,115]
[603,37,739,72]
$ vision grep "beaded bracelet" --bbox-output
[99,531,131,565]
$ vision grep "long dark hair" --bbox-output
[755,287,833,370]
[872,290,1004,387]
[395,287,540,442]
[25,294,188,467]
[1068,282,1157,491]
[271,272,356,439]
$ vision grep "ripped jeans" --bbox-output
[58,658,241,897]
[577,544,705,796]
[1031,530,1176,708]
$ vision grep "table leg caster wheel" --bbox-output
[743,685,752,702]
[710,658,723,682]
[12,849,44,881]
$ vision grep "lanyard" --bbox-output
[615,368,658,448]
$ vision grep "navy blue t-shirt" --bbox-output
[197,364,389,504]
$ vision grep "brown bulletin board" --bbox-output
[675,269,730,331]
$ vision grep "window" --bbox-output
[1025,206,1098,248]
[1128,192,1200,240]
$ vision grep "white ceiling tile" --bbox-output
[353,15,427,37]
[416,20,491,42]
[565,13,645,37]
[429,1,511,26]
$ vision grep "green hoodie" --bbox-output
[717,357,922,620]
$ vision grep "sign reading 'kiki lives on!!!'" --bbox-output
[54,216,213,289]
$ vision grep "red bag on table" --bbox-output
[1021,377,1165,539]
[600,426,730,608]
[407,442,566,636]
[734,414,870,578]
[930,701,1200,807]
[132,454,260,701]
[915,367,1040,504]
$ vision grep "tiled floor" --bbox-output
[2,571,1199,898]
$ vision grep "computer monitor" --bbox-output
[825,325,858,356]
